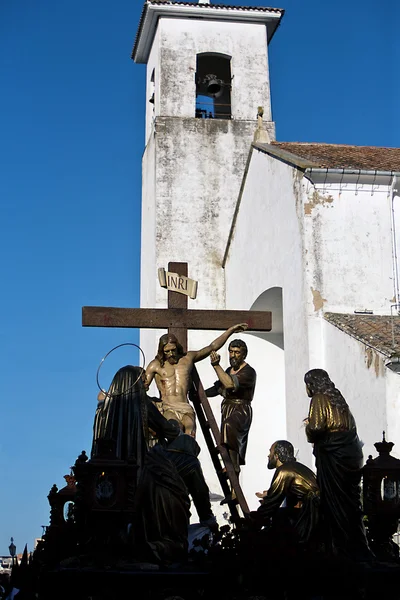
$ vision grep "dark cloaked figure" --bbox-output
[254,440,320,544]
[165,422,216,529]
[91,365,179,463]
[91,365,189,564]
[205,339,256,473]
[91,365,148,464]
[131,444,190,565]
[304,368,372,559]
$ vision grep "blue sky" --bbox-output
[0,0,398,554]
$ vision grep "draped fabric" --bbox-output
[166,435,214,524]
[256,461,320,543]
[131,444,190,564]
[221,400,253,465]
[166,434,201,478]
[217,364,256,465]
[91,366,148,471]
[306,393,372,559]
[91,366,180,465]
[91,367,189,563]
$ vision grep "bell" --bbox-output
[206,78,222,97]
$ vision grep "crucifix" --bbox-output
[82,261,272,519]
[82,262,271,350]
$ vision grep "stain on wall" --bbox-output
[304,191,334,215]
[364,345,383,377]
[311,286,327,311]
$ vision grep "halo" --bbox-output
[96,343,146,397]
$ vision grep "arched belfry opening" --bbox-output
[195,53,232,120]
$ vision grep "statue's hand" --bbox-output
[233,322,248,333]
[255,490,268,499]
[210,351,220,366]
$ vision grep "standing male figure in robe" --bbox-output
[304,368,373,560]
[205,339,256,474]
[144,323,248,437]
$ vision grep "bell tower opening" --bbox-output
[195,53,231,120]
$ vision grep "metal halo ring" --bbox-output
[96,343,146,398]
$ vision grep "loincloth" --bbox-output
[161,401,195,423]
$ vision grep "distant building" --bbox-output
[0,556,12,569]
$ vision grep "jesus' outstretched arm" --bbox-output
[189,323,248,363]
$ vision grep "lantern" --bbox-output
[362,432,400,560]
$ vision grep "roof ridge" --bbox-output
[272,141,399,150]
[146,1,284,11]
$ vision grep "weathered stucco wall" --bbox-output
[144,25,159,143]
[304,185,395,316]
[224,149,400,482]
[140,132,162,363]
[148,117,259,310]
[224,149,313,472]
[156,18,272,122]
[323,320,390,459]
[386,369,400,457]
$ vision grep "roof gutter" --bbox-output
[304,167,400,187]
[305,168,400,177]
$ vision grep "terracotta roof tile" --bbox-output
[324,313,400,357]
[271,142,400,172]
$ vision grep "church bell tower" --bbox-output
[132,1,283,356]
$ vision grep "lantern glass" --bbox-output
[381,477,400,501]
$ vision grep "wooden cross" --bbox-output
[82,261,272,518]
[82,262,271,351]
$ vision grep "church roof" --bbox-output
[144,1,283,12]
[133,1,284,63]
[324,312,400,358]
[270,142,400,172]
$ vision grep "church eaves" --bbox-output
[144,1,283,11]
[132,1,284,62]
[269,142,400,173]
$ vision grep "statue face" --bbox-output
[267,444,277,469]
[229,346,246,370]
[163,342,179,364]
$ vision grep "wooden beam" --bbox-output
[168,262,189,353]
[82,307,272,331]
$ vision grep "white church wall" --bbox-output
[240,335,286,510]
[140,132,162,374]
[156,18,272,122]
[144,26,159,143]
[322,320,387,461]
[386,369,400,459]
[224,148,313,468]
[152,117,258,311]
[304,184,395,316]
[392,189,400,306]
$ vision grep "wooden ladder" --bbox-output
[189,366,250,522]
